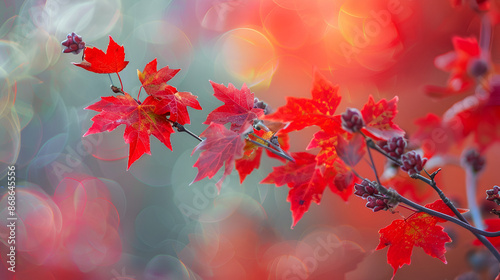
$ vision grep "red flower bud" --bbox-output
[462,148,485,173]
[401,151,427,176]
[61,32,85,55]
[341,108,364,133]
[379,136,407,158]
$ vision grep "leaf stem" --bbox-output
[247,135,294,162]
[107,74,124,94]
[116,72,124,91]
[480,15,492,54]
[364,138,383,189]
[137,86,143,101]
[108,73,114,85]
[251,133,281,152]
[350,168,363,180]
[253,120,270,132]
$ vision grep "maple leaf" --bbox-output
[306,127,351,169]
[307,95,400,168]
[136,59,201,125]
[261,152,355,227]
[360,95,405,140]
[204,81,264,132]
[376,200,468,278]
[234,129,271,183]
[426,37,482,97]
[443,95,500,151]
[450,0,490,10]
[73,36,129,74]
[261,152,325,227]
[137,58,181,96]
[191,123,245,192]
[264,69,341,132]
[325,162,357,201]
[84,93,174,169]
[235,146,263,183]
[154,91,202,125]
[261,152,317,188]
[335,133,365,167]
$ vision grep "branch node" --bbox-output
[111,85,123,94]
[491,209,500,218]
[425,168,441,181]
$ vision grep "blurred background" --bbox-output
[1,0,500,279]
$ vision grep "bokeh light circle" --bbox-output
[144,255,190,280]
[214,28,278,87]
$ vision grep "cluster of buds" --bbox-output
[379,136,407,158]
[486,186,500,205]
[354,179,396,212]
[61,32,85,54]
[462,148,486,173]
[341,108,364,133]
[254,97,270,115]
[401,151,427,176]
[378,136,427,176]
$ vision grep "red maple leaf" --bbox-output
[360,95,405,140]
[154,91,202,125]
[136,59,201,125]
[137,58,181,97]
[334,133,366,167]
[261,152,355,227]
[328,165,357,200]
[307,129,348,167]
[204,81,264,132]
[443,94,500,151]
[261,152,325,227]
[376,200,468,278]
[73,36,129,74]
[307,95,401,168]
[264,69,341,132]
[450,0,490,10]
[84,93,174,169]
[235,130,271,183]
[235,147,263,184]
[191,123,246,192]
[425,37,481,97]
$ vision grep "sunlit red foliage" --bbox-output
[73,36,129,74]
